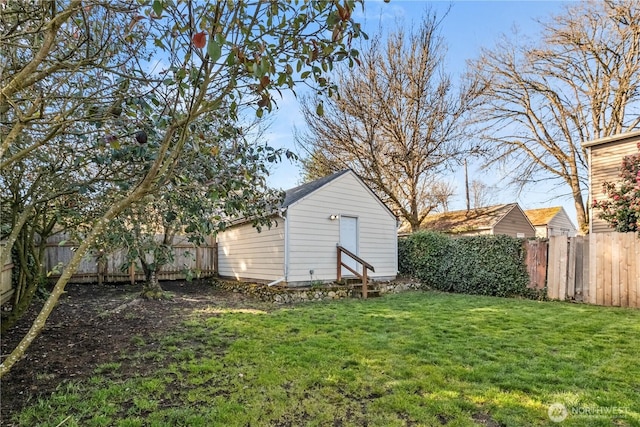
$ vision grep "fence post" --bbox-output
[213,241,218,276]
[337,247,342,282]
[362,267,368,299]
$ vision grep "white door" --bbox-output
[339,216,359,276]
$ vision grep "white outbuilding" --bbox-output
[216,169,398,286]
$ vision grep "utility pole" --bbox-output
[465,158,470,212]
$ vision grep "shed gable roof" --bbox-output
[421,203,519,234]
[283,169,396,220]
[282,169,350,208]
[524,207,562,226]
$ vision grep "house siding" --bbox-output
[533,226,548,239]
[493,207,536,238]
[217,219,285,281]
[286,172,397,284]
[547,209,577,237]
[589,138,639,233]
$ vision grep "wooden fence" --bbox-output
[44,234,217,284]
[527,232,639,308]
[1,260,13,305]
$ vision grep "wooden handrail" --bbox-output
[337,245,375,299]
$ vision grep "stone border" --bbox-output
[213,279,423,304]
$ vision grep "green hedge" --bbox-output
[399,231,534,298]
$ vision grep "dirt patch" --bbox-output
[0,279,273,422]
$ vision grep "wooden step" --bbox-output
[350,284,381,298]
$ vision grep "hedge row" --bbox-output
[399,231,536,298]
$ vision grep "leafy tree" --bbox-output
[99,118,287,298]
[0,0,365,377]
[296,13,479,231]
[1,0,151,330]
[593,142,640,235]
[469,0,640,234]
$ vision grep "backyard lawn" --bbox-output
[5,284,640,426]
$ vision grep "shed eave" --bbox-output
[582,129,640,148]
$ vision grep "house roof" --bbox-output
[421,203,519,234]
[582,129,640,148]
[524,207,562,226]
[226,169,396,227]
[282,169,350,207]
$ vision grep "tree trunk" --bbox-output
[1,279,38,334]
[571,182,589,235]
[140,264,165,299]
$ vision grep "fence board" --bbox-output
[546,232,638,308]
[574,237,585,302]
[44,234,217,284]
[578,237,588,302]
[548,236,569,300]
[630,233,637,307]
[1,261,14,305]
[567,238,576,299]
[588,235,596,304]
[548,237,557,299]
[611,232,620,306]
[595,233,611,305]
[547,239,556,298]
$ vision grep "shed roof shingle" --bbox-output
[282,169,350,207]
[421,204,518,234]
[524,207,562,226]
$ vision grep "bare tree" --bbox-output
[469,0,640,234]
[470,180,498,209]
[296,12,479,232]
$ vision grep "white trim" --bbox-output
[282,211,289,282]
[581,129,640,148]
[588,146,593,235]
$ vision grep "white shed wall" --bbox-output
[217,219,285,282]
[286,172,397,284]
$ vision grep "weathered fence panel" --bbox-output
[44,234,217,284]
[523,239,547,290]
[1,241,14,305]
[546,232,639,308]
[1,261,13,305]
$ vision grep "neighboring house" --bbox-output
[216,169,398,286]
[418,203,536,238]
[524,207,577,238]
[583,130,640,233]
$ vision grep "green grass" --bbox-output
[13,291,640,426]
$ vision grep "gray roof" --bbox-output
[282,169,350,207]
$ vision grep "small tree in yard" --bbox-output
[593,142,640,236]
[1,0,366,377]
[99,119,287,298]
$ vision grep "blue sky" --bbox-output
[264,0,579,225]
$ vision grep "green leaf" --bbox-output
[316,102,324,116]
[207,38,222,62]
[152,0,163,17]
